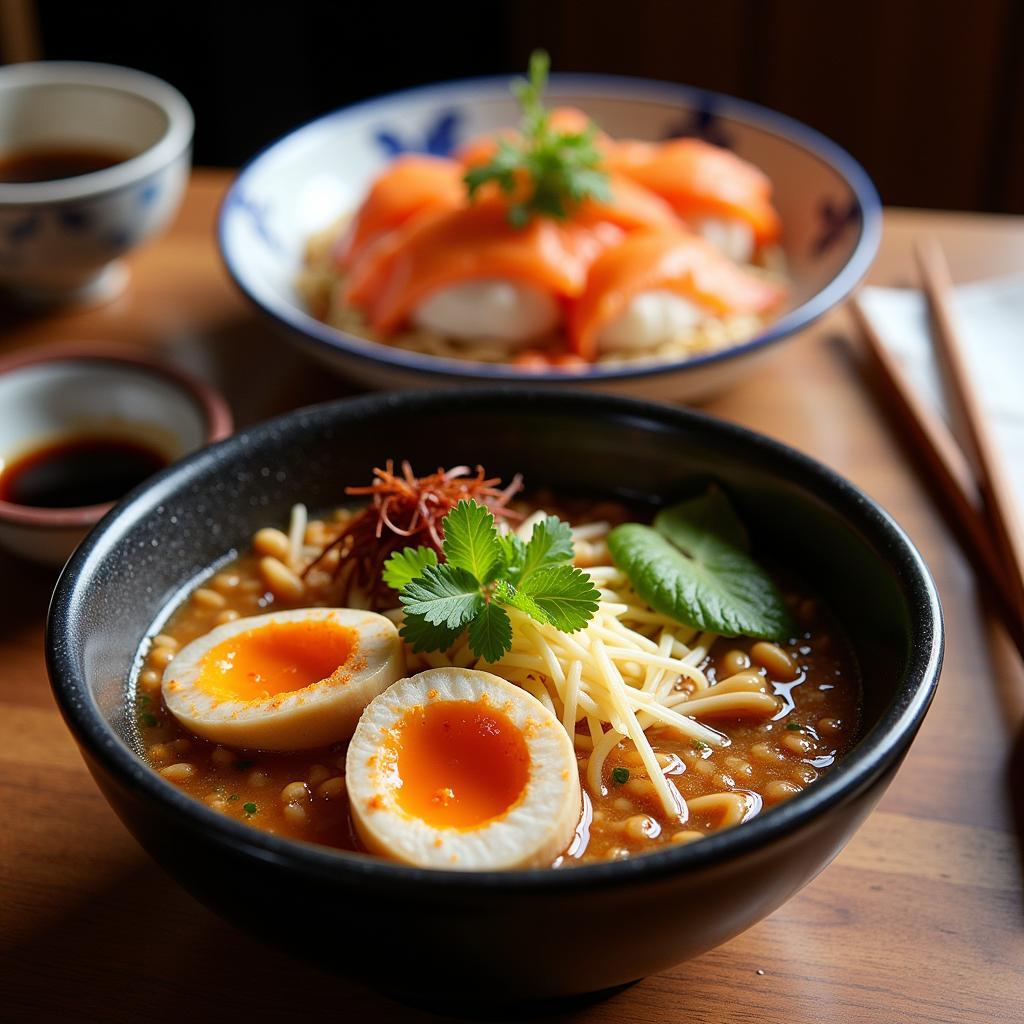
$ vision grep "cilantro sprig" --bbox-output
[464,50,610,228]
[384,500,599,662]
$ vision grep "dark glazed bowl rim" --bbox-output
[46,389,942,893]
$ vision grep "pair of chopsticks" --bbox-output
[852,238,1024,659]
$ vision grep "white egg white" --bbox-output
[412,279,560,346]
[347,668,582,870]
[161,607,404,750]
[597,288,709,353]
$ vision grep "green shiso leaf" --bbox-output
[608,490,793,640]
[653,486,750,554]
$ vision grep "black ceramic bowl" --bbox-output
[46,390,942,1007]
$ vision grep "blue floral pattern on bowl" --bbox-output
[662,93,733,149]
[374,110,461,158]
[813,197,862,255]
[225,191,281,253]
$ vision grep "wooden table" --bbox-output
[1,171,1021,1024]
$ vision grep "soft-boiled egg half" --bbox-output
[347,667,582,870]
[160,608,404,750]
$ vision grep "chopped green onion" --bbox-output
[785,722,803,731]
[139,713,158,728]
[692,740,711,755]
[243,801,257,815]
[611,766,630,785]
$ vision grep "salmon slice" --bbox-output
[342,179,681,335]
[568,232,787,359]
[336,155,465,269]
[577,174,684,233]
[342,205,447,315]
[607,138,781,244]
[344,198,620,334]
[461,163,681,236]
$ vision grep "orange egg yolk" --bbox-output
[392,700,530,829]
[197,620,357,701]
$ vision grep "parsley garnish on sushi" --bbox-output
[464,50,610,227]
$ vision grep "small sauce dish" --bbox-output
[0,344,231,566]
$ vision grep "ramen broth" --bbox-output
[136,495,859,866]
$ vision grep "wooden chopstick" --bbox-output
[851,297,1024,658]
[914,237,1024,631]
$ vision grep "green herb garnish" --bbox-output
[386,500,599,663]
[607,488,794,640]
[786,722,803,732]
[382,545,439,590]
[139,712,158,728]
[611,766,630,785]
[464,49,610,227]
[243,801,257,815]
[227,794,239,802]
[693,740,712,756]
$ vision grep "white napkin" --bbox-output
[857,275,1024,511]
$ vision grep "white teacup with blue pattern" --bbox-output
[0,62,193,303]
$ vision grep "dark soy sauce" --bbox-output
[0,437,168,508]
[0,146,130,183]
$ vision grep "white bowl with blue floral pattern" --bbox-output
[0,62,193,304]
[219,75,880,400]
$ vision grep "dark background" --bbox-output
[7,0,1024,213]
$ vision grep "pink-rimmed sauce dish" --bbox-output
[0,343,231,566]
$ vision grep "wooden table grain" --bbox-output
[1,171,1021,1024]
